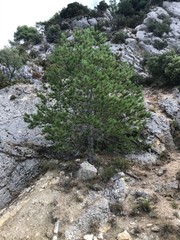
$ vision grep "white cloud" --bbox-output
[0,0,103,49]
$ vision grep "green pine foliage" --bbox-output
[24,28,149,161]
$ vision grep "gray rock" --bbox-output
[126,152,158,165]
[156,168,166,177]
[151,226,160,232]
[0,84,47,209]
[88,18,98,26]
[77,162,97,180]
[104,177,127,204]
[163,1,180,18]
[135,233,159,240]
[72,18,90,29]
[160,99,179,119]
[146,113,175,153]
[0,187,12,208]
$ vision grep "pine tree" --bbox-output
[24,28,149,162]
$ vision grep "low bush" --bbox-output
[147,19,170,37]
[0,70,10,89]
[45,24,61,43]
[112,31,127,44]
[113,157,130,172]
[146,51,180,86]
[97,0,109,12]
[60,2,91,19]
[153,39,168,50]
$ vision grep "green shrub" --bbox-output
[146,51,180,86]
[153,39,168,50]
[147,20,170,37]
[113,157,129,172]
[138,199,151,213]
[0,70,10,89]
[14,25,42,45]
[97,0,109,12]
[0,47,23,79]
[101,166,116,182]
[112,0,166,29]
[45,24,61,43]
[130,198,151,216]
[112,31,127,44]
[60,2,91,19]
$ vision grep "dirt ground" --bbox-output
[0,88,179,240]
[0,150,179,240]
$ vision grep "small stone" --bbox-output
[147,224,153,227]
[151,226,160,232]
[84,234,94,240]
[97,232,103,239]
[156,169,166,176]
[99,223,111,233]
[117,230,132,240]
[52,236,58,240]
[53,220,60,234]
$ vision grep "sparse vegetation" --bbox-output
[101,165,116,182]
[130,198,151,216]
[113,157,130,172]
[171,201,178,209]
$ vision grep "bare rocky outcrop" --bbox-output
[0,83,46,208]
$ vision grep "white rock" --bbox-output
[117,230,132,240]
[83,234,94,240]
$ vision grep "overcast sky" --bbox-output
[0,0,107,49]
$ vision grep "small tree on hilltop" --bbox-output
[24,28,149,162]
[14,25,42,45]
[0,47,23,79]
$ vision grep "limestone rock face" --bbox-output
[0,84,46,208]
[163,1,180,18]
[146,113,175,153]
[72,18,90,29]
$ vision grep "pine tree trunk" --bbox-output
[87,127,95,163]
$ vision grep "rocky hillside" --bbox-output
[0,1,179,240]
